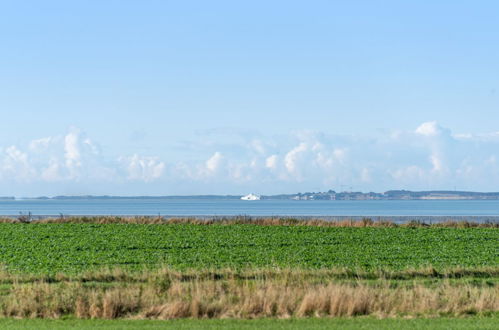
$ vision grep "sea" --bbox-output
[1,198,499,223]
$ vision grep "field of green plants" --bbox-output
[0,223,496,273]
[0,221,495,322]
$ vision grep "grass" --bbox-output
[0,266,493,319]
[5,215,498,228]
[0,317,497,329]
[0,222,496,273]
[2,269,495,319]
[0,218,494,321]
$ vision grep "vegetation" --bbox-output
[0,267,495,319]
[10,215,499,228]
[0,217,494,321]
[1,317,498,330]
[0,220,495,273]
[1,214,498,228]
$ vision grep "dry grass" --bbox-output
[0,265,496,285]
[2,215,494,228]
[0,217,25,223]
[0,266,495,319]
[0,275,496,319]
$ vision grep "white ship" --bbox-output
[240,193,261,201]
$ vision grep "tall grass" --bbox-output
[0,216,496,228]
[0,267,496,319]
[0,265,496,284]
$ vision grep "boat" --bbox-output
[240,193,261,201]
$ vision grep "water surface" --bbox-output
[1,199,499,221]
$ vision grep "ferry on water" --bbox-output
[240,193,261,201]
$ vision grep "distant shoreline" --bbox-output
[5,189,499,200]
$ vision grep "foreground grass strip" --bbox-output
[0,317,498,330]
[0,271,497,319]
[0,223,496,273]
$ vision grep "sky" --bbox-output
[1,1,499,196]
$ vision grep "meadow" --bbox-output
[0,317,498,330]
[0,217,495,325]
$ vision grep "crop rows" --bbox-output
[0,224,496,273]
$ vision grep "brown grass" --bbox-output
[1,215,495,228]
[0,267,496,319]
[0,277,496,319]
[0,265,496,285]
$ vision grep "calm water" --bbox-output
[1,199,499,221]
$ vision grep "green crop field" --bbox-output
[0,221,495,322]
[0,223,496,273]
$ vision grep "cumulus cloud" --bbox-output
[120,155,165,182]
[0,128,165,187]
[265,155,278,169]
[40,160,62,182]
[29,137,53,152]
[284,143,308,175]
[206,152,223,173]
[3,122,499,194]
[64,130,82,178]
[415,121,441,136]
[1,146,35,181]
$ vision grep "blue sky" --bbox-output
[1,1,499,196]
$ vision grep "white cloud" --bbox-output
[3,122,499,194]
[333,148,346,161]
[315,147,347,169]
[64,130,82,178]
[1,146,35,181]
[0,128,164,187]
[415,121,441,136]
[452,133,473,140]
[265,155,278,169]
[171,122,499,192]
[29,137,53,152]
[41,160,62,182]
[250,140,266,154]
[284,142,308,174]
[430,153,444,173]
[121,154,165,182]
[206,152,223,172]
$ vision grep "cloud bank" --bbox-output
[1,122,499,195]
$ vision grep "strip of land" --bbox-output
[0,217,495,321]
[10,189,499,200]
[0,317,498,330]
[0,266,496,319]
